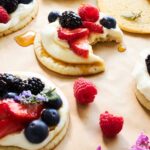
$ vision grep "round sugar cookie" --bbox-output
[0,72,69,150]
[34,34,105,76]
[0,0,38,37]
[98,0,150,34]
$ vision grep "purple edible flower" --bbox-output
[97,146,101,150]
[131,133,150,150]
[21,90,32,98]
[36,94,48,102]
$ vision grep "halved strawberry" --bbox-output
[0,119,24,138]
[58,28,89,41]
[4,100,43,123]
[69,36,89,58]
[0,102,10,120]
[83,21,103,33]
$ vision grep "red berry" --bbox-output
[69,36,89,58]
[0,6,10,24]
[58,27,89,41]
[78,4,99,22]
[0,119,24,138]
[83,21,103,33]
[73,78,97,104]
[100,111,124,138]
[0,102,11,120]
[3,100,43,123]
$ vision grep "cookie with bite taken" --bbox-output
[0,0,38,37]
[34,4,124,76]
[0,72,69,150]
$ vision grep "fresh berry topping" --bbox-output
[24,120,48,143]
[0,119,24,138]
[78,4,99,22]
[100,111,124,138]
[100,16,116,29]
[59,11,82,29]
[48,11,60,23]
[0,0,19,14]
[0,6,10,24]
[44,93,63,109]
[73,78,97,104]
[41,109,60,126]
[3,100,43,123]
[0,102,10,120]
[145,55,150,75]
[83,21,103,33]
[0,73,25,96]
[24,77,45,95]
[69,36,89,58]
[58,27,89,41]
[18,0,33,4]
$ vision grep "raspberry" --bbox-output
[0,6,10,24]
[73,78,97,104]
[100,111,124,138]
[78,4,99,22]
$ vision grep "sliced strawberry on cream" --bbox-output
[0,119,24,139]
[69,36,90,58]
[58,28,89,41]
[4,100,43,123]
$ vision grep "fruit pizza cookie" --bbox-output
[0,72,69,150]
[133,49,150,110]
[0,0,38,37]
[34,4,123,76]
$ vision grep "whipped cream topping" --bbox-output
[0,72,69,150]
[0,0,36,32]
[133,49,150,100]
[41,13,123,64]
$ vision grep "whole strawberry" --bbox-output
[73,78,97,104]
[0,6,10,24]
[78,4,99,22]
[100,111,124,138]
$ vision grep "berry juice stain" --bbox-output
[15,31,36,47]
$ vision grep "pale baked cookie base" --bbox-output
[0,118,69,150]
[0,0,38,37]
[34,34,105,76]
[135,88,150,110]
[97,0,150,34]
[0,72,69,150]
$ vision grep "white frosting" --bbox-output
[133,49,150,100]
[41,13,123,64]
[0,0,36,32]
[0,72,69,150]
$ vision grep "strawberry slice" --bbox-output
[0,102,10,120]
[0,119,24,138]
[4,100,43,123]
[83,21,103,33]
[69,36,89,58]
[58,28,89,41]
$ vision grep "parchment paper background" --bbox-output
[1,0,150,150]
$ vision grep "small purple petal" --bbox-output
[36,94,47,102]
[97,146,101,150]
[22,90,32,98]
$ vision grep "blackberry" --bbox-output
[25,77,45,95]
[0,0,19,14]
[18,0,33,4]
[146,55,150,75]
[59,11,82,29]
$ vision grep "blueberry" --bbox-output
[100,16,116,29]
[4,92,18,99]
[48,11,60,23]
[24,120,48,143]
[19,0,33,4]
[41,109,60,126]
[44,97,62,109]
